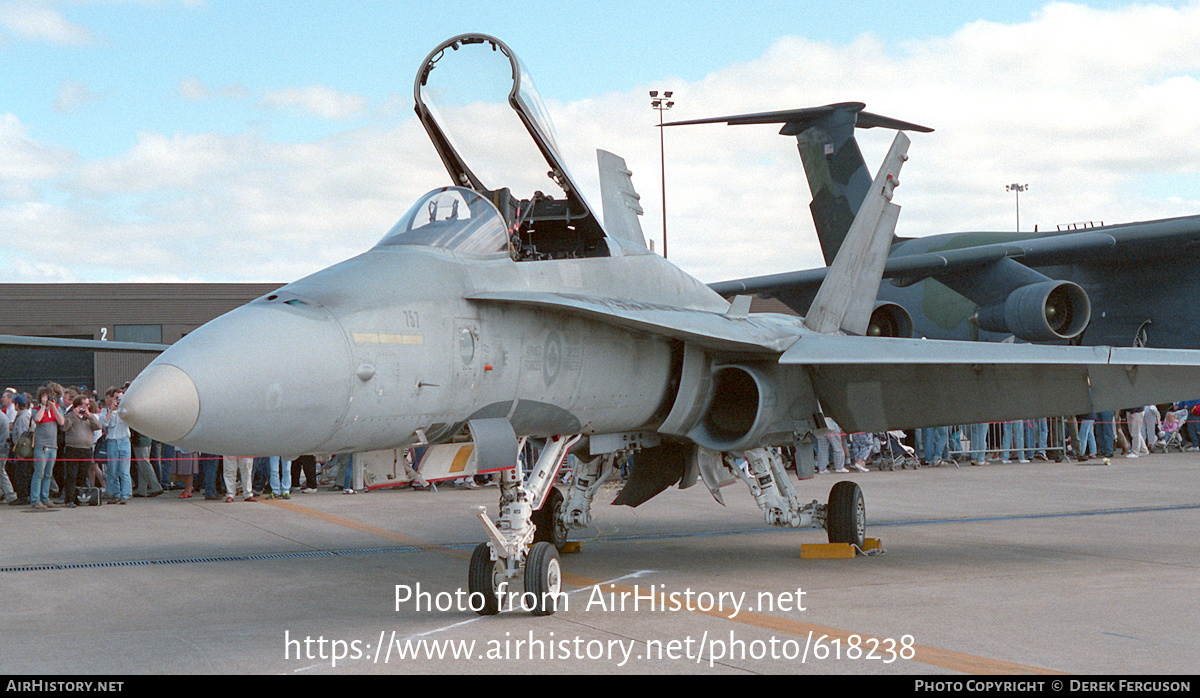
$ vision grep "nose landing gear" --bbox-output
[469,434,579,616]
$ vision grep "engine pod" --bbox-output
[976,280,1091,342]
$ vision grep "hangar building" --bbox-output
[1,283,280,395]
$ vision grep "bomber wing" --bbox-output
[709,227,1131,299]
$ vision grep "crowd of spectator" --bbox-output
[1,383,336,509]
[813,401,1200,473]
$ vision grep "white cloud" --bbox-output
[559,2,1200,282]
[5,2,1200,285]
[53,80,103,113]
[0,1,204,45]
[17,119,448,281]
[177,76,248,101]
[0,2,92,44]
[260,85,369,121]
[72,131,238,193]
[0,112,74,182]
[10,259,79,282]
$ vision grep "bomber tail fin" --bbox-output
[667,103,931,265]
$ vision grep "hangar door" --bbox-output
[0,345,94,395]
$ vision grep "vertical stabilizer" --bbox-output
[597,149,647,248]
[666,104,931,264]
[804,131,910,335]
[788,106,872,265]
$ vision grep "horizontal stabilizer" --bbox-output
[672,101,931,267]
[665,102,933,134]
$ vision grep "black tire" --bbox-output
[468,542,502,616]
[523,541,562,616]
[532,486,568,551]
[827,481,866,548]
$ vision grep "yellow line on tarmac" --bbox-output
[265,499,469,558]
[558,576,1063,675]
[269,499,1059,674]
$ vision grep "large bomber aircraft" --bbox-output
[112,35,1200,616]
[699,103,1200,350]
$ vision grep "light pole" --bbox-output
[1006,183,1028,232]
[651,90,674,258]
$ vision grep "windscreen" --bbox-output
[375,187,509,255]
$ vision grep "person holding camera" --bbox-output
[61,395,102,508]
[31,387,65,509]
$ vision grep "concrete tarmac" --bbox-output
[2,451,1199,675]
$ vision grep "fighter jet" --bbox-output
[697,103,1200,349]
[117,35,1200,616]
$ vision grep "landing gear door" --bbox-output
[467,418,519,475]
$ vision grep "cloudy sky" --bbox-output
[3,0,1199,285]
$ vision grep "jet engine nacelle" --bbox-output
[975,280,1091,342]
[867,301,913,338]
[691,364,779,452]
[658,345,822,453]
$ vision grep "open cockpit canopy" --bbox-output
[414,34,610,260]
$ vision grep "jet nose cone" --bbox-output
[119,364,200,444]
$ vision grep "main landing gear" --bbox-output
[468,440,868,616]
[723,448,866,548]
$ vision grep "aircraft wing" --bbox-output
[786,333,1200,432]
[874,231,1117,280]
[710,266,828,298]
[466,291,800,353]
[466,292,1200,435]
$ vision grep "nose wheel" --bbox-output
[531,486,568,550]
[524,542,562,616]
[468,542,506,616]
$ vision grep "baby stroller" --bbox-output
[1159,409,1188,453]
[875,430,920,471]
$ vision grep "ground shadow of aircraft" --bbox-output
[698,103,1200,350]
[107,35,1200,615]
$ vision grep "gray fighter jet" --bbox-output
[698,103,1200,349]
[116,35,1200,616]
